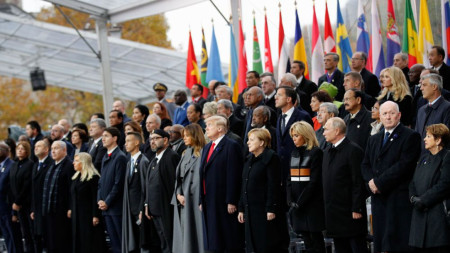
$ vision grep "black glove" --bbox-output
[411,196,427,211]
[289,202,299,209]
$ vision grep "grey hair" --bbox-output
[148,114,161,125]
[52,140,67,150]
[395,52,408,62]
[422,73,443,92]
[325,52,339,62]
[90,118,106,129]
[255,105,271,121]
[319,102,339,116]
[260,72,276,84]
[203,101,218,115]
[380,100,400,113]
[250,86,264,99]
[217,99,234,112]
[329,117,346,134]
[283,73,298,86]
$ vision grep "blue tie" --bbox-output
[382,132,390,147]
[130,158,134,177]
[38,162,43,171]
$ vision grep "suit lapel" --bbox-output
[205,137,227,167]
[282,109,298,136]
[183,153,199,177]
[378,125,403,157]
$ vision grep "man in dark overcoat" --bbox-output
[200,115,244,253]
[88,118,107,173]
[322,117,368,253]
[361,101,421,252]
[343,89,373,151]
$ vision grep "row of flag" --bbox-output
[185,0,450,102]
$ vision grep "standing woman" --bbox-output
[238,128,289,253]
[370,101,383,135]
[172,123,206,253]
[71,129,89,155]
[10,141,35,253]
[69,152,105,253]
[409,124,450,252]
[133,104,150,141]
[377,67,413,126]
[153,102,173,130]
[287,121,326,253]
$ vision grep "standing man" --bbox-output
[109,110,125,148]
[343,72,376,111]
[50,124,75,160]
[144,130,180,253]
[217,99,244,137]
[237,71,260,107]
[318,53,345,101]
[168,125,186,157]
[173,90,190,126]
[26,121,43,161]
[113,100,131,123]
[428,45,450,89]
[143,114,161,160]
[58,119,72,142]
[191,84,207,108]
[0,143,16,253]
[361,101,421,253]
[97,127,127,253]
[260,72,277,111]
[351,52,381,99]
[200,116,244,252]
[393,52,410,83]
[291,60,318,116]
[316,103,339,150]
[251,105,277,150]
[243,87,265,141]
[154,83,177,119]
[30,140,53,253]
[42,141,74,253]
[88,118,107,172]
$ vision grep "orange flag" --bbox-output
[186,31,200,89]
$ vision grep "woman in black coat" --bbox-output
[69,152,106,253]
[287,121,326,253]
[409,124,450,252]
[10,141,35,252]
[238,128,289,253]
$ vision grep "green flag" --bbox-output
[252,17,263,74]
[201,28,208,87]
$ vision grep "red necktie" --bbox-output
[204,142,216,194]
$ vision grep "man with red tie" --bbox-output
[200,115,244,253]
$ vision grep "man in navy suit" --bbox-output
[0,143,15,253]
[88,118,107,173]
[173,89,190,126]
[275,86,313,185]
[200,115,244,253]
[98,127,127,253]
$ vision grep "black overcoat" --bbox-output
[343,107,373,151]
[10,158,34,208]
[31,156,53,235]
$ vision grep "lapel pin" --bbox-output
[357,125,360,128]
[1,167,4,173]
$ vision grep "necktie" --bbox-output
[382,132,390,147]
[281,114,287,133]
[207,142,216,162]
[130,158,134,177]
[38,162,43,171]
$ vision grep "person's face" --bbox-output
[169,128,182,142]
[371,103,380,120]
[322,120,338,143]
[132,108,144,123]
[203,112,213,119]
[290,63,303,77]
[183,132,192,146]
[351,53,365,71]
[275,88,289,109]
[51,143,66,161]
[380,104,401,129]
[102,131,117,150]
[251,108,265,128]
[291,132,305,147]
[343,76,359,90]
[246,88,262,107]
[323,55,337,71]
[146,117,158,132]
[73,156,82,172]
[191,85,201,97]
[187,105,200,123]
[25,125,35,138]
[155,90,165,100]
[174,92,186,105]
[246,73,259,87]
[343,90,360,112]
[50,126,63,140]
[409,67,423,83]
[89,122,103,138]
[393,55,407,69]
[109,112,121,126]
[215,87,227,100]
[261,76,275,95]
[428,48,443,67]
[247,134,264,154]
[216,103,231,116]
[125,135,139,153]
[380,71,392,88]
[317,107,332,125]
[420,78,437,100]
[424,131,440,150]
[150,134,165,152]
[34,141,47,157]
[124,125,134,134]
[16,145,27,160]
[112,101,124,112]
[205,121,220,140]
[153,104,162,115]
[310,96,321,112]
[71,131,81,145]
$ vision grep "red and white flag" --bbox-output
[264,13,273,73]
[311,3,325,84]
[324,1,335,54]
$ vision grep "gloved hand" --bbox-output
[411,196,427,211]
[289,202,299,209]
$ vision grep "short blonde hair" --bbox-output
[248,128,271,148]
[289,121,319,150]
[205,115,228,132]
[203,102,218,117]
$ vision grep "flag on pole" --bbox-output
[336,0,353,73]
[200,28,208,92]
[324,1,335,54]
[386,0,401,67]
[205,26,224,83]
[228,24,239,103]
[185,31,200,89]
[418,0,434,67]
[442,0,450,64]
[278,9,290,84]
[311,3,324,84]
[356,0,370,54]
[264,11,273,73]
[238,18,248,94]
[252,15,263,74]
[402,0,421,67]
[294,9,309,79]
[370,0,386,77]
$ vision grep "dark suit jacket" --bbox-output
[229,114,244,137]
[343,107,373,151]
[439,63,450,91]
[10,158,34,208]
[0,158,13,216]
[124,154,148,218]
[89,139,107,173]
[31,156,53,235]
[296,78,318,116]
[318,69,345,101]
[415,96,450,141]
[264,95,276,112]
[361,124,421,252]
[97,147,127,215]
[360,68,381,99]
[193,97,207,108]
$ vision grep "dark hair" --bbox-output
[104,127,121,142]
[191,103,203,116]
[348,88,364,101]
[193,83,204,94]
[4,138,16,160]
[214,81,227,90]
[432,45,446,58]
[91,113,104,119]
[279,86,297,105]
[247,70,260,79]
[73,123,89,136]
[72,128,89,143]
[27,121,41,133]
[110,110,123,119]
[127,131,143,144]
[134,104,150,123]
[311,90,333,103]
[292,60,306,70]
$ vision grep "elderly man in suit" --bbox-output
[217,99,244,137]
[200,115,244,253]
[316,102,339,150]
[322,117,368,253]
[173,90,190,126]
[97,127,127,253]
[88,118,107,172]
[362,101,421,253]
[343,89,373,151]
[318,53,345,101]
[260,72,277,112]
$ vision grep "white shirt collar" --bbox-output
[384,122,400,135]
[155,148,168,163]
[282,106,295,125]
[131,151,141,162]
[212,134,226,148]
[434,64,443,71]
[107,146,118,155]
[429,96,442,105]
[39,155,49,163]
[333,137,346,147]
[94,137,102,145]
[265,90,276,100]
[296,75,303,85]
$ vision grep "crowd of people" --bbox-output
[1,46,450,253]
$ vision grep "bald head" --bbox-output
[380,101,401,130]
[51,125,65,141]
[58,119,70,133]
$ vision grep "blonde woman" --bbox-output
[377,67,413,126]
[69,153,105,253]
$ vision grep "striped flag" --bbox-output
[294,9,309,79]
[277,10,290,84]
[370,0,385,77]
[356,0,370,54]
[264,12,273,73]
[185,31,200,89]
[442,0,450,64]
[418,0,434,67]
[200,28,208,87]
[386,0,401,67]
[252,16,263,74]
[228,24,239,103]
[311,3,324,84]
[205,26,224,83]
[238,18,248,94]
[324,1,335,54]
[336,0,353,73]
[402,0,421,67]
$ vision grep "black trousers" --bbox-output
[153,216,172,253]
[302,231,326,253]
[333,235,368,253]
[17,208,35,253]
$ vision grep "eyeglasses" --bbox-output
[150,136,163,141]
